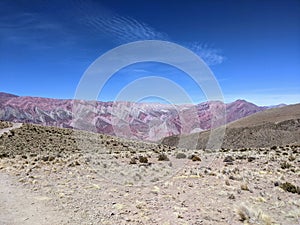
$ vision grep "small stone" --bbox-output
[151,186,160,194]
[129,158,137,164]
[241,183,249,191]
[113,203,124,210]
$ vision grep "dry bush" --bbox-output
[236,204,273,225]
[0,121,13,129]
[158,153,169,161]
[175,152,187,159]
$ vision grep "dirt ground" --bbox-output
[0,124,299,225]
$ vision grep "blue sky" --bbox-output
[0,0,299,106]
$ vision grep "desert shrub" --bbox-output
[236,155,247,160]
[247,156,256,162]
[129,157,137,164]
[68,160,80,167]
[0,153,9,158]
[236,205,251,222]
[139,156,148,163]
[223,156,234,162]
[228,193,235,199]
[158,153,169,161]
[280,161,292,169]
[220,148,230,152]
[0,121,13,129]
[176,152,187,159]
[236,205,273,224]
[191,155,201,161]
[280,182,300,194]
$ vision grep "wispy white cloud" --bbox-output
[0,10,73,50]
[0,12,36,29]
[86,15,168,43]
[0,0,225,65]
[183,42,225,65]
[74,0,168,44]
[73,0,224,65]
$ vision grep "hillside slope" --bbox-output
[161,103,300,149]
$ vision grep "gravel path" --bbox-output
[0,172,68,225]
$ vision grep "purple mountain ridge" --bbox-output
[0,92,271,141]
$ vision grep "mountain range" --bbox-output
[0,92,280,141]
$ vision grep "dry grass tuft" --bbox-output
[236,205,251,222]
[236,204,274,225]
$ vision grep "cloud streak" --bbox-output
[186,42,225,65]
[86,15,168,43]
[0,12,37,29]
[0,0,225,65]
[0,10,71,50]
[73,0,224,65]
[73,0,168,43]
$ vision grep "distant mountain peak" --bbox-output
[232,99,255,104]
[0,92,18,98]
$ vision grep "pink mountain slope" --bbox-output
[0,92,267,141]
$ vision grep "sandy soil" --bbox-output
[0,172,67,225]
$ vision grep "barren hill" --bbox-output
[161,103,300,149]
